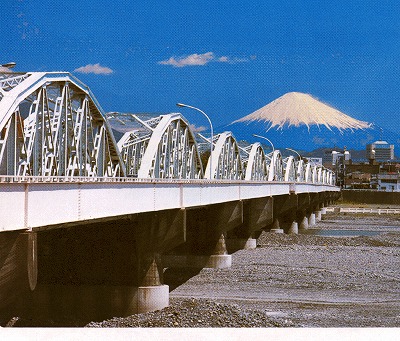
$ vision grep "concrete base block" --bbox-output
[315,210,322,222]
[226,238,257,251]
[308,213,316,227]
[162,254,232,269]
[288,222,298,235]
[299,216,308,230]
[137,284,169,314]
[270,229,284,234]
[205,254,232,269]
[21,284,169,323]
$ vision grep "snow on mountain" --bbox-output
[233,92,371,132]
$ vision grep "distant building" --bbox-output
[377,173,400,192]
[322,149,350,166]
[366,141,394,161]
[332,150,350,166]
[304,157,322,166]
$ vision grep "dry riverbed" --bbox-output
[86,212,400,328]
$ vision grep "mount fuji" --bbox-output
[227,92,399,153]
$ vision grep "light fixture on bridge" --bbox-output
[253,134,275,154]
[176,103,214,179]
[285,147,302,161]
[0,62,16,69]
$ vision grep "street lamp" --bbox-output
[252,134,275,154]
[176,103,214,179]
[285,147,302,160]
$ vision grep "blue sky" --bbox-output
[2,0,400,133]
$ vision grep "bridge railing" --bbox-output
[339,207,400,214]
[0,174,339,186]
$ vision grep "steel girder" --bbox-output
[117,113,203,179]
[0,72,124,177]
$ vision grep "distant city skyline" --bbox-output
[2,1,400,135]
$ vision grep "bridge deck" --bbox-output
[0,176,339,232]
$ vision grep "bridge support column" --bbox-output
[320,202,328,215]
[206,234,232,269]
[315,210,322,222]
[226,197,272,252]
[270,218,284,233]
[299,216,309,230]
[287,221,298,234]
[137,254,169,314]
[20,231,38,292]
[308,213,316,227]
[226,237,257,252]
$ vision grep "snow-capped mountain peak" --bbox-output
[233,92,371,132]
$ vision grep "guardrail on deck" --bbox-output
[326,207,400,214]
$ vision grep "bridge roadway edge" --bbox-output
[0,180,340,324]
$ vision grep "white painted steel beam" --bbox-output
[0,178,340,232]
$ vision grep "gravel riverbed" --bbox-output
[86,212,400,328]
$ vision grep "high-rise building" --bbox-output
[366,141,394,161]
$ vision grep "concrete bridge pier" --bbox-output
[308,212,316,227]
[272,194,298,234]
[270,218,284,233]
[296,194,311,232]
[163,201,242,269]
[299,215,309,230]
[227,197,273,251]
[136,253,169,314]
[287,221,299,234]
[315,209,322,222]
[206,233,232,269]
[280,212,299,235]
[0,230,38,319]
[226,235,257,252]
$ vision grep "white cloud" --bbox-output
[189,124,207,133]
[159,52,251,67]
[74,63,113,75]
[159,52,215,67]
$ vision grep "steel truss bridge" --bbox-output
[0,71,340,322]
[0,71,336,184]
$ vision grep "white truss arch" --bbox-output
[283,156,296,182]
[328,171,334,185]
[241,142,268,181]
[205,131,243,180]
[296,159,306,182]
[118,113,203,179]
[305,163,312,183]
[317,166,323,183]
[267,150,284,181]
[322,168,327,184]
[311,165,318,183]
[0,72,123,177]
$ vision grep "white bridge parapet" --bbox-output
[0,176,339,232]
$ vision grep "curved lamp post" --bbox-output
[285,147,302,160]
[252,134,275,154]
[176,103,214,179]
